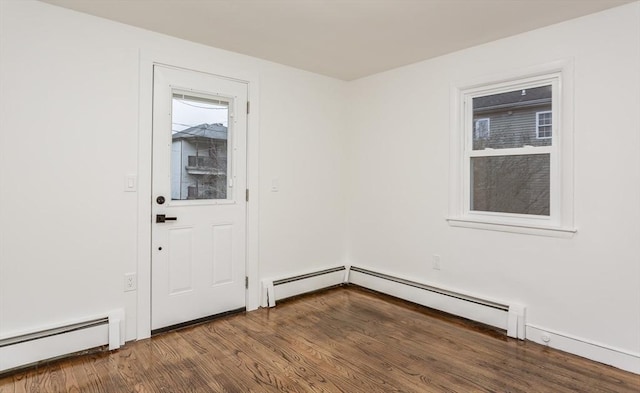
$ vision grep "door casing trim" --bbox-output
[136,52,260,340]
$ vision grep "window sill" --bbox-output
[447,217,577,238]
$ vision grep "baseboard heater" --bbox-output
[347,266,526,339]
[262,266,347,307]
[0,310,124,373]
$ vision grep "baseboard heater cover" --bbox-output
[348,266,526,339]
[0,310,124,373]
[262,266,347,307]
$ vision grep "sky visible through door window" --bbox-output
[172,96,228,132]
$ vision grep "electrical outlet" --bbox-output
[124,273,137,292]
[433,254,441,270]
[541,333,551,344]
[271,177,280,192]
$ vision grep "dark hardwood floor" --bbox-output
[1,285,638,392]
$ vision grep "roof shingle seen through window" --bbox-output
[473,85,551,112]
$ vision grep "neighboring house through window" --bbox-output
[470,84,553,216]
[448,62,576,236]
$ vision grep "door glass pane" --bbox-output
[171,93,231,200]
[471,154,550,216]
[472,85,552,150]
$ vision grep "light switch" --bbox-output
[125,174,137,192]
[271,178,279,192]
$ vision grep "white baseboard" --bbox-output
[261,266,347,307]
[526,324,640,374]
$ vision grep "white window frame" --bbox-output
[536,110,552,139]
[448,61,576,237]
[474,118,490,139]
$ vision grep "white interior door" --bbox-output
[151,65,248,332]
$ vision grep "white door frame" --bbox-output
[136,53,260,340]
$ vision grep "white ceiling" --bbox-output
[40,0,634,80]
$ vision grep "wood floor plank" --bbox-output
[1,286,638,392]
[284,290,489,391]
[246,303,414,392]
[231,313,401,392]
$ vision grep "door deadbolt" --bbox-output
[156,196,166,205]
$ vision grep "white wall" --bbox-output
[346,1,640,368]
[257,61,348,279]
[0,0,347,341]
[1,0,638,373]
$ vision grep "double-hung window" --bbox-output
[449,65,575,236]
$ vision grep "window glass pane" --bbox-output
[471,154,550,216]
[472,85,552,150]
[537,111,552,139]
[171,93,231,200]
[474,118,490,139]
